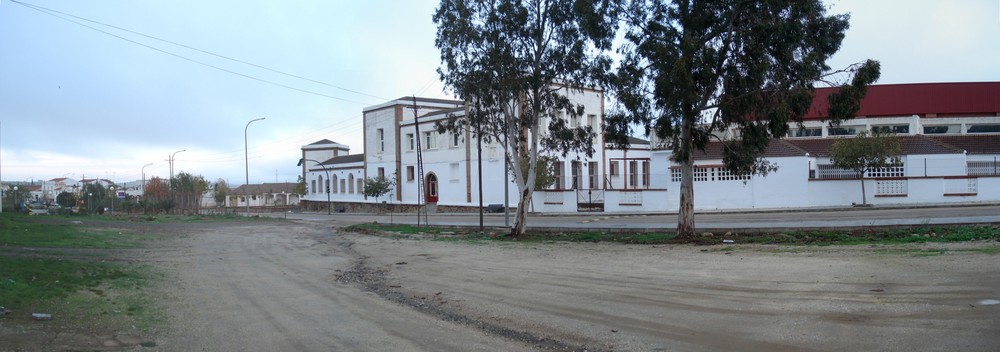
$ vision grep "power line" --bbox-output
[9,0,382,106]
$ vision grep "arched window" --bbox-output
[332,175,338,193]
[317,175,323,194]
[348,174,355,193]
[311,180,316,194]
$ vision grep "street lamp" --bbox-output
[87,192,92,214]
[110,186,115,215]
[169,150,186,187]
[245,117,265,215]
[298,158,332,215]
[12,186,17,213]
[141,163,153,195]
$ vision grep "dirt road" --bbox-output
[148,221,526,351]
[16,219,989,351]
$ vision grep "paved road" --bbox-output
[278,203,1000,232]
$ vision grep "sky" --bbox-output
[0,0,998,186]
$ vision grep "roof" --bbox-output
[692,139,807,161]
[231,183,298,195]
[804,82,1000,120]
[328,154,364,165]
[363,96,465,113]
[928,135,1000,154]
[689,135,968,160]
[307,139,339,146]
[785,135,964,157]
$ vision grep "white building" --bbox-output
[301,82,1000,213]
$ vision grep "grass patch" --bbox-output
[345,221,999,247]
[0,214,156,248]
[0,213,166,333]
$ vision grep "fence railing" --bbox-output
[968,160,1000,176]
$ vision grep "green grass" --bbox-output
[0,213,165,332]
[0,215,157,248]
[346,221,999,247]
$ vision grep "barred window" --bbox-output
[671,168,681,182]
[868,165,904,178]
[693,167,708,182]
[715,167,750,181]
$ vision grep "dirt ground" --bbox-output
[3,219,999,351]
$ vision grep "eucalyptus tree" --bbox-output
[433,0,615,237]
[604,0,881,238]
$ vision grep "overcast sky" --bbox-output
[1,0,998,186]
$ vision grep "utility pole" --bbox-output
[411,97,428,226]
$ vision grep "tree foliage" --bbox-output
[603,0,881,237]
[80,183,107,213]
[293,175,307,196]
[171,172,209,210]
[433,0,614,237]
[56,191,77,208]
[363,175,395,202]
[213,179,230,206]
[143,177,173,214]
[830,130,902,205]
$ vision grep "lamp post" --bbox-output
[12,186,17,213]
[169,150,186,187]
[298,158,332,215]
[110,186,115,215]
[245,117,265,215]
[141,163,153,195]
[87,192,92,214]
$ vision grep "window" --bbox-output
[671,168,681,182]
[407,166,415,182]
[587,114,597,130]
[452,133,460,147]
[642,161,650,187]
[450,163,459,181]
[311,180,316,193]
[923,125,957,134]
[318,175,324,193]
[332,175,338,193]
[610,161,619,176]
[588,161,598,189]
[357,179,363,194]
[570,114,579,128]
[376,128,385,153]
[340,179,346,193]
[406,133,415,151]
[377,167,385,178]
[628,160,638,187]
[967,124,1000,133]
[571,161,582,189]
[868,164,904,178]
[828,126,858,136]
[693,167,708,182]
[348,174,355,193]
[790,127,821,137]
[424,131,438,149]
[872,125,909,134]
[552,162,564,189]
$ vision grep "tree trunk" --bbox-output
[677,114,696,239]
[677,157,696,238]
[510,187,532,238]
[860,175,867,205]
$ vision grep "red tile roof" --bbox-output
[929,135,1000,155]
[804,82,1000,120]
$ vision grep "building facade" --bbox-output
[301,82,1000,213]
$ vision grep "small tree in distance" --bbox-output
[213,179,229,207]
[829,130,902,206]
[363,175,395,205]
